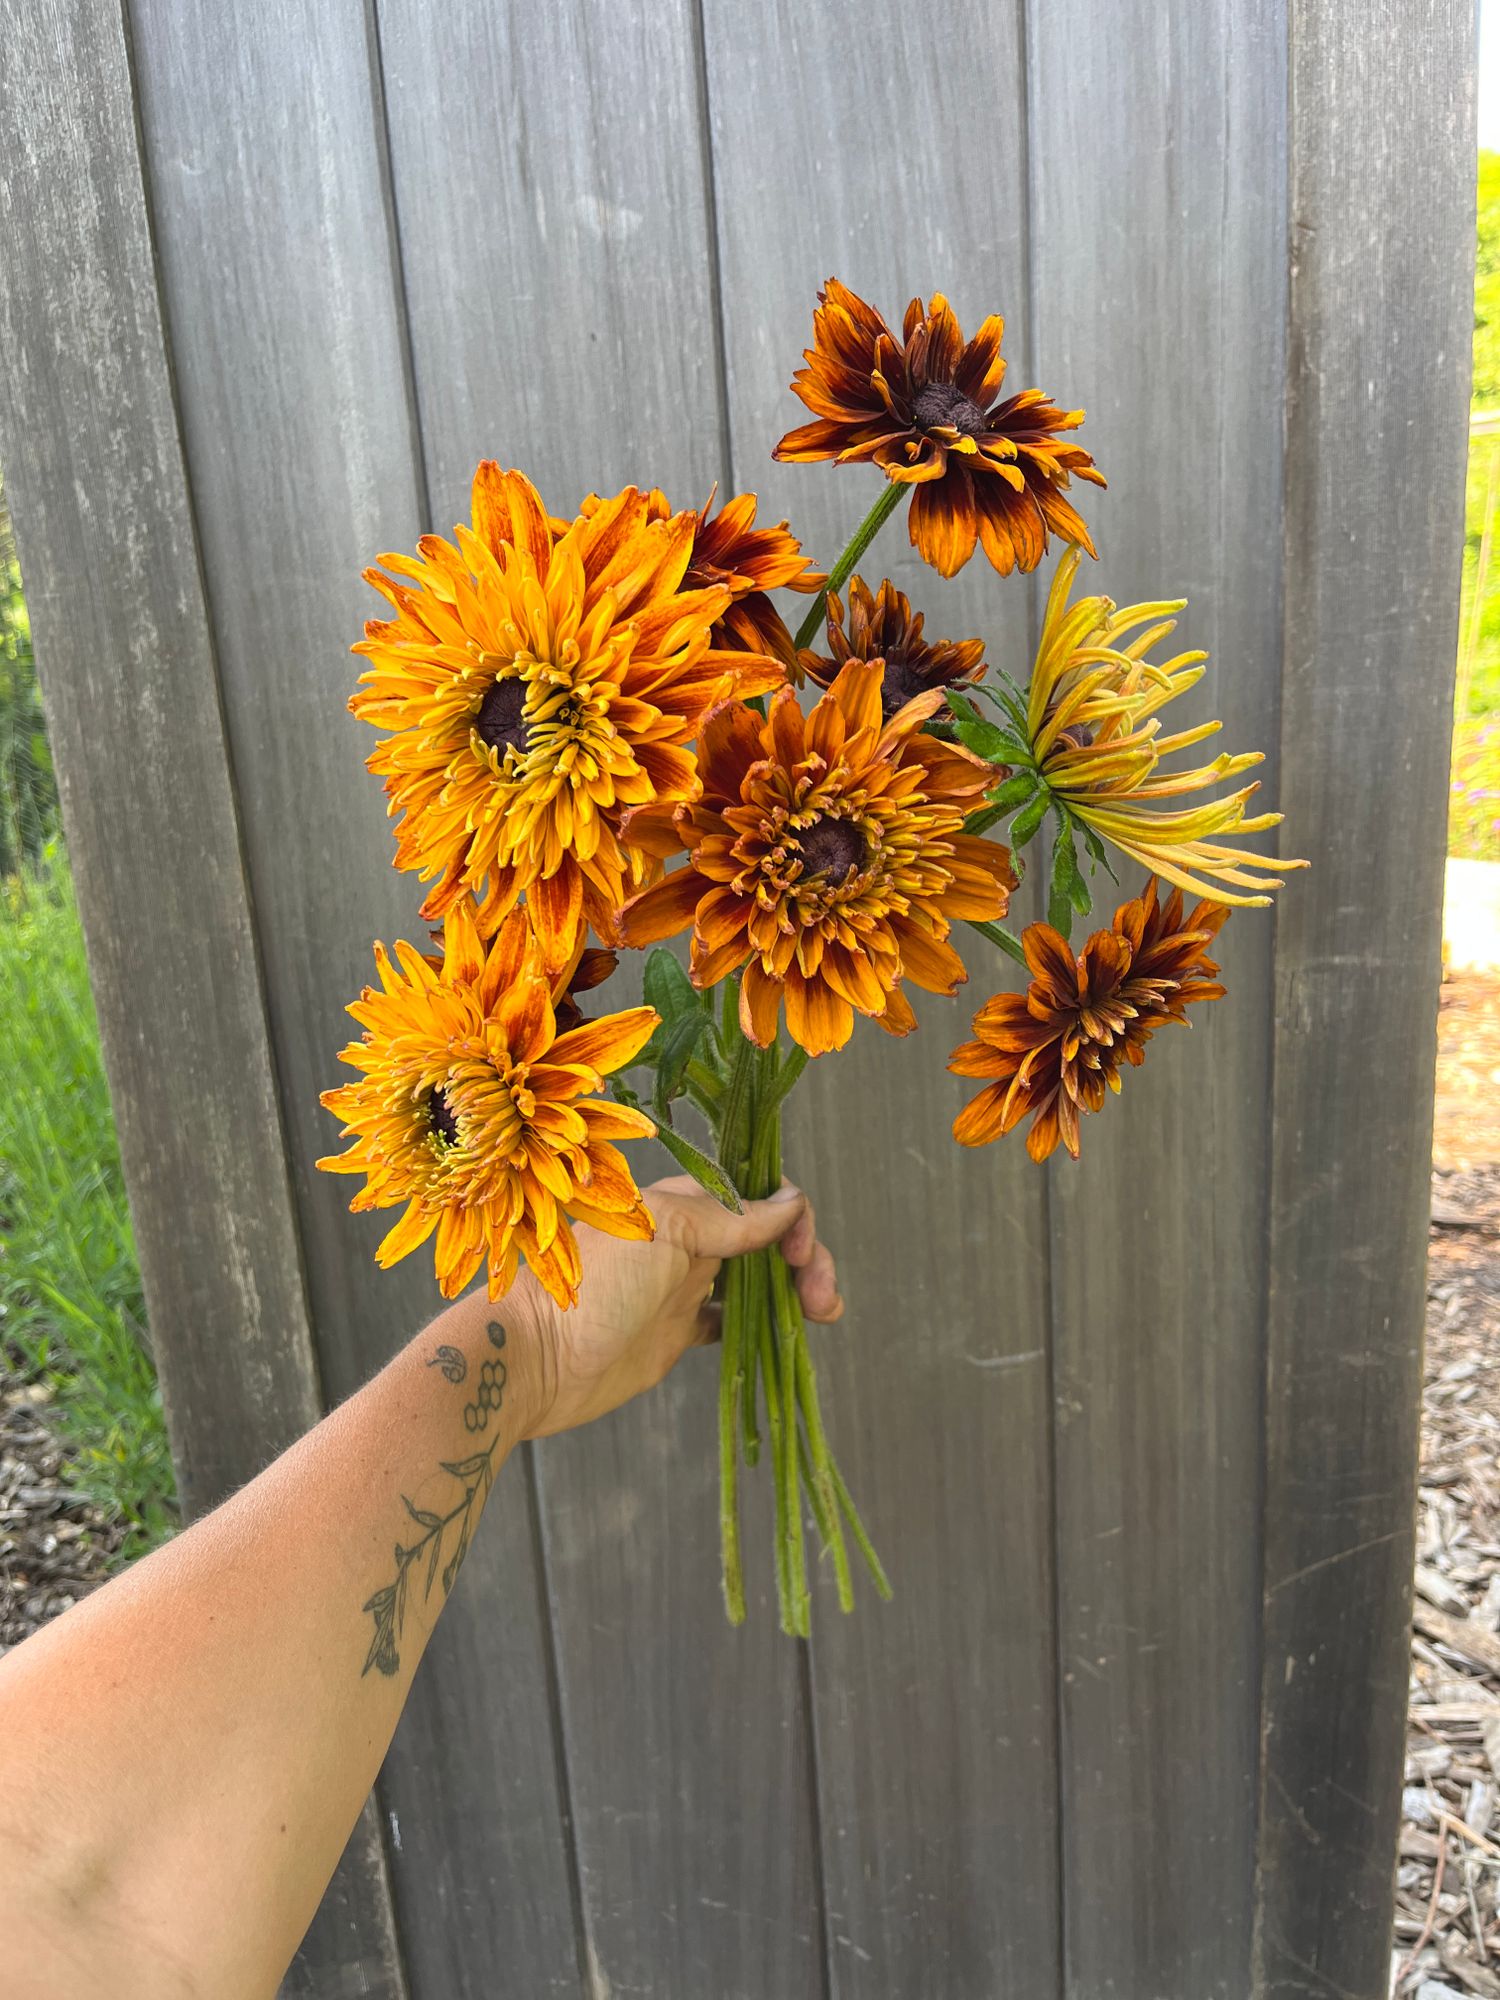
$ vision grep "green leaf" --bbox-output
[651,1124,744,1211]
[987,770,1039,814]
[1009,789,1051,850]
[651,1007,711,1112]
[1077,820,1119,884]
[643,947,703,1028]
[944,693,1032,765]
[1047,812,1092,935]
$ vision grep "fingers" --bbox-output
[666,1180,807,1261]
[795,1241,844,1324]
[645,1175,845,1325]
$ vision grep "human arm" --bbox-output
[0,1177,840,2000]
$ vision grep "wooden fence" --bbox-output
[0,1,1475,1993]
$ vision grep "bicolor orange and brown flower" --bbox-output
[580,486,822,667]
[1024,549,1306,906]
[350,463,784,971]
[615,661,1017,1056]
[800,574,986,720]
[317,901,658,1308]
[773,278,1104,579]
[949,878,1228,1162]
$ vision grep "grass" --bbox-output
[0,856,176,1560]
[1450,153,1500,863]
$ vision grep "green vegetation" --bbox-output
[1452,153,1500,863]
[0,865,176,1557]
[0,482,175,1561]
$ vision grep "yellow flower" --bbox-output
[1024,549,1305,906]
[351,464,783,970]
[318,901,659,1309]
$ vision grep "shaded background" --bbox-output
[0,0,1475,1995]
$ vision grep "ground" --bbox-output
[0,1368,124,1651]
[1399,966,1500,1998]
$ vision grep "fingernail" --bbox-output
[768,1185,801,1203]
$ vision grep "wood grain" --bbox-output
[1255,5,1476,1994]
[0,0,406,1989]
[121,0,580,1987]
[701,4,1062,1993]
[375,0,825,1991]
[1028,5,1289,1991]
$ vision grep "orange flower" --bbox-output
[949,878,1227,1161]
[318,902,659,1308]
[800,574,986,721]
[582,486,822,667]
[616,661,1017,1056]
[350,464,783,970]
[680,488,824,666]
[773,278,1104,578]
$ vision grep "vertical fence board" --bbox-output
[701,4,1062,1993]
[0,0,406,1990]
[121,0,580,1989]
[375,2,825,1992]
[1028,4,1288,1992]
[1255,6,1475,1994]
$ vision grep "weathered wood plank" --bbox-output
[121,0,581,1988]
[1027,4,1288,1992]
[375,2,826,1992]
[701,4,1062,1992]
[0,0,406,1990]
[1254,6,1474,1994]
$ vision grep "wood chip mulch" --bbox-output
[1398,968,1500,1999]
[0,1362,124,1658]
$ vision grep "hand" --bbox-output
[515,1176,843,1439]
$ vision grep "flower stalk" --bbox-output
[704,972,888,1634]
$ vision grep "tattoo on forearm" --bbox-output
[360,1324,509,1678]
[463,1356,507,1433]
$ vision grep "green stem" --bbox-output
[965,916,1030,969]
[773,1251,852,1613]
[718,1256,746,1625]
[792,482,907,651]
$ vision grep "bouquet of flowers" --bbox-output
[319,280,1303,1635]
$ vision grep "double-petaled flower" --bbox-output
[350,463,783,971]
[799,575,987,721]
[1024,549,1304,906]
[949,878,1228,1161]
[773,278,1103,579]
[615,660,1017,1056]
[318,902,658,1307]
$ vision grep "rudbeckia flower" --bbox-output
[773,277,1104,578]
[949,877,1227,1161]
[616,661,1017,1056]
[318,902,659,1308]
[1024,548,1306,906]
[350,463,783,969]
[800,574,986,720]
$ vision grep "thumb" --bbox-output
[687,1183,805,1261]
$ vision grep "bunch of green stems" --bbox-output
[684,975,890,1633]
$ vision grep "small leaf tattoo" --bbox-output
[360,1436,500,1678]
[426,1343,466,1384]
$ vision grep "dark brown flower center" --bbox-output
[426,1087,460,1148]
[1057,722,1096,751]
[798,815,867,883]
[879,653,928,718]
[912,381,987,439]
[475,676,530,756]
